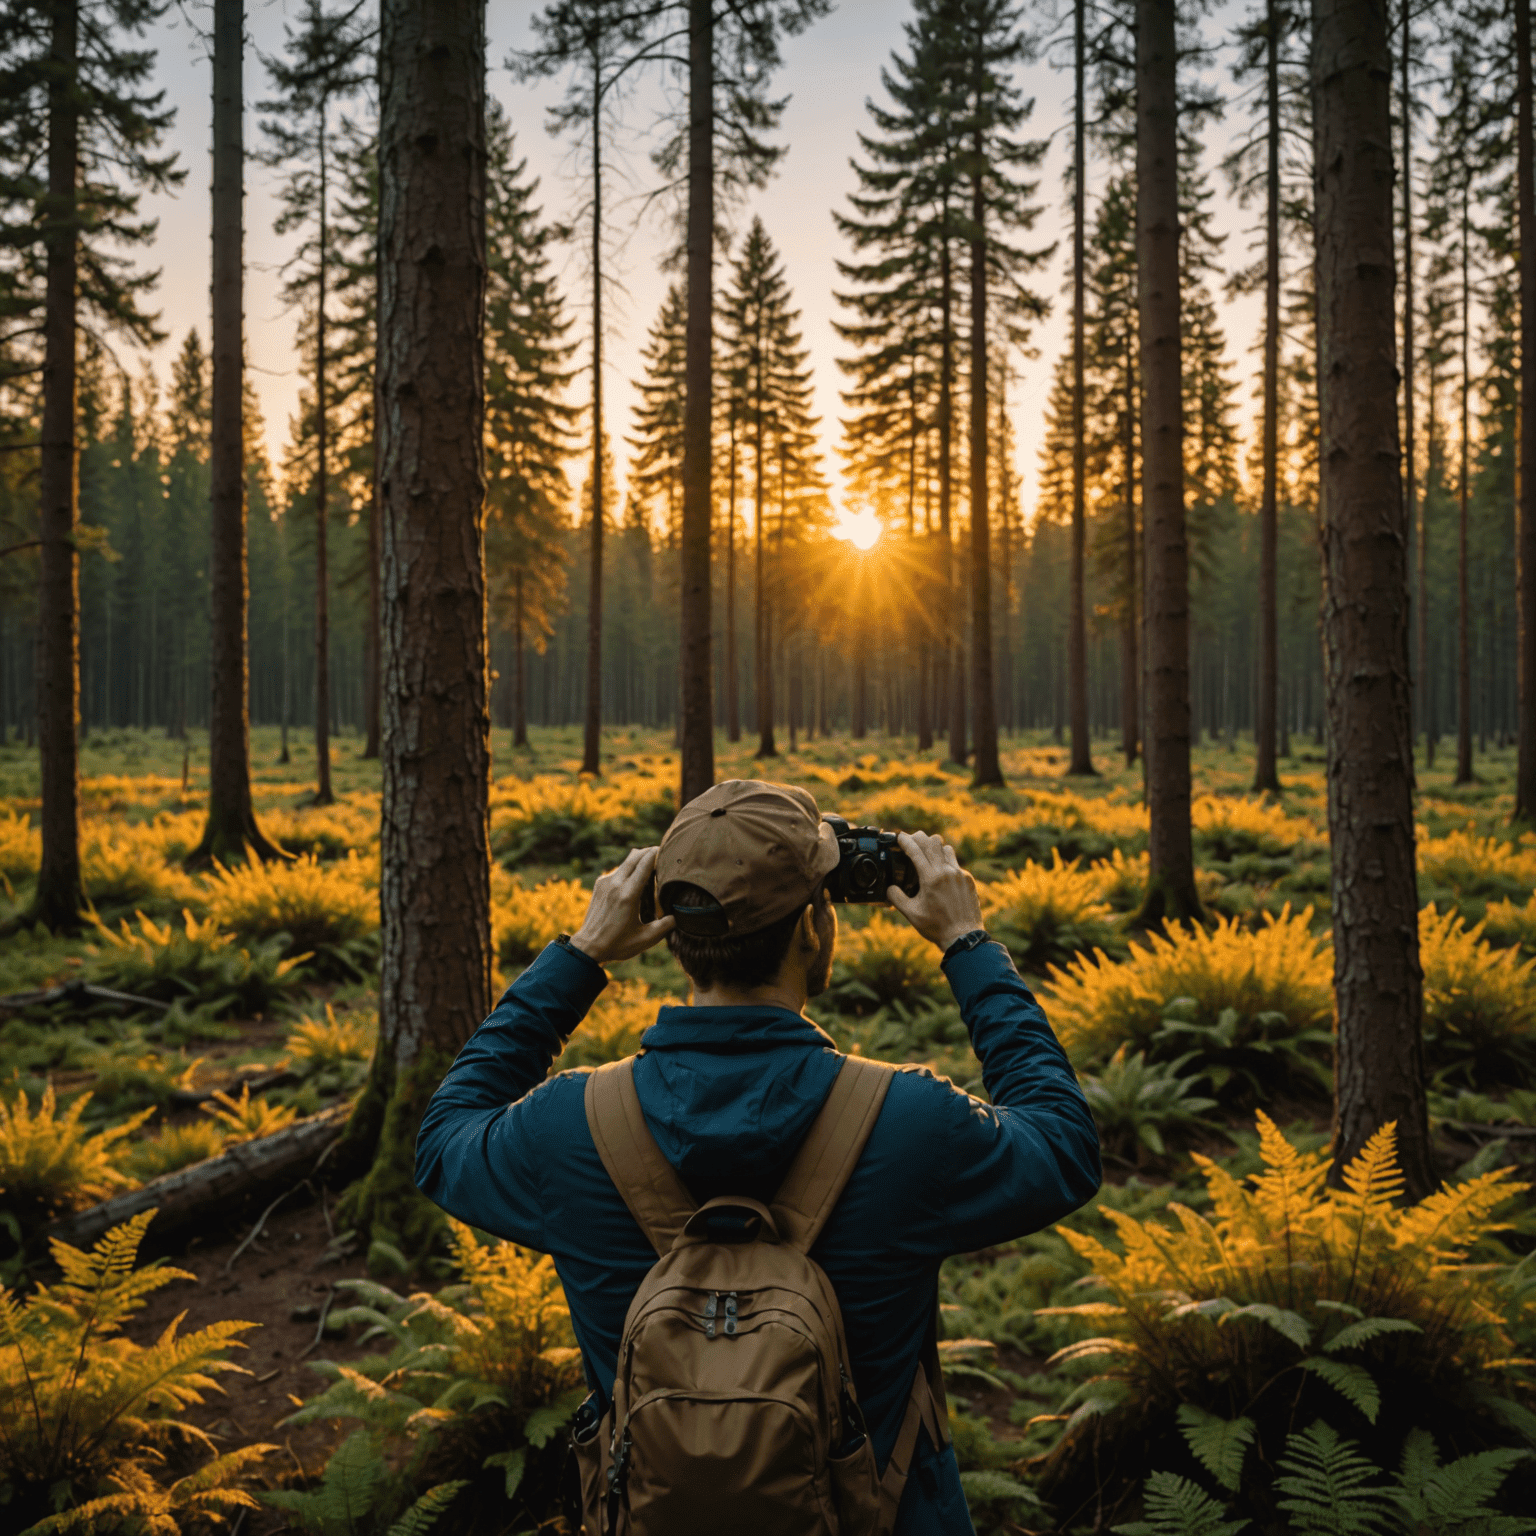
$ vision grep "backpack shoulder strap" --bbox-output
[771,1054,896,1254]
[584,1057,696,1258]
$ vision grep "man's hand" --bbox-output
[569,846,675,966]
[887,830,985,952]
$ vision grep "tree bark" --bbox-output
[1456,177,1472,785]
[939,230,965,767]
[969,138,1002,787]
[34,0,83,932]
[192,0,284,870]
[754,339,775,758]
[1517,0,1536,820]
[1402,6,1422,773]
[42,1103,351,1254]
[343,0,491,1246]
[726,408,740,741]
[363,471,381,758]
[1136,0,1200,924]
[1312,0,1432,1198]
[679,0,715,805]
[582,48,603,778]
[1068,0,1094,778]
[513,570,527,748]
[313,116,334,806]
[1254,0,1282,795]
[1121,361,1139,767]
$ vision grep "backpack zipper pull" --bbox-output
[704,1291,718,1339]
[724,1292,738,1336]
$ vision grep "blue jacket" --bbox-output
[415,938,1102,1534]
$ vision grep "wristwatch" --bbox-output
[942,928,990,962]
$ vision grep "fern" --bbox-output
[1391,1427,1535,1535]
[23,1444,274,1535]
[0,1212,261,1531]
[1273,1422,1399,1536]
[1177,1404,1255,1491]
[263,1429,386,1534]
[1301,1358,1382,1424]
[1112,1472,1248,1536]
[1323,1317,1422,1354]
[387,1481,470,1536]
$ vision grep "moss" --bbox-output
[337,1046,457,1262]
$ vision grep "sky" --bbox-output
[135,0,1266,542]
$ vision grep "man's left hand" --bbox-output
[569,846,675,965]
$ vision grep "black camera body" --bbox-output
[823,815,920,904]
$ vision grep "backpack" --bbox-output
[568,1052,950,1536]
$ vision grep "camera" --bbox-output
[822,815,920,904]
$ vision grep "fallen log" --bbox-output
[42,1101,352,1253]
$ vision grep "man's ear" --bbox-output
[798,902,819,950]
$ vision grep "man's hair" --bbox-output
[667,884,821,990]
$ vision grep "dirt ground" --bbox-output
[125,1192,382,1530]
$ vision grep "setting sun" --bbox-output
[833,508,882,551]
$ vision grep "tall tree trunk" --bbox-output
[363,470,380,758]
[1068,0,1094,778]
[754,358,775,757]
[1254,0,1282,794]
[1401,4,1422,772]
[1313,0,1432,1197]
[969,148,1002,787]
[1121,381,1139,767]
[513,571,527,748]
[33,0,83,932]
[342,0,490,1243]
[940,229,965,766]
[192,0,283,869]
[679,0,714,804]
[1456,178,1473,785]
[1517,0,1536,820]
[726,408,740,741]
[998,378,1014,736]
[582,48,603,778]
[313,121,334,806]
[1136,0,1200,924]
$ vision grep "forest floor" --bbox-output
[1,722,1532,1533]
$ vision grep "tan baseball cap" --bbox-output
[656,779,841,935]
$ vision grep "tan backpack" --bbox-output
[569,1053,950,1536]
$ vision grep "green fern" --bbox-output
[1301,1358,1382,1423]
[262,1430,386,1535]
[1111,1471,1248,1536]
[386,1481,469,1536]
[1273,1422,1399,1536]
[1391,1427,1534,1535]
[1177,1404,1256,1492]
[1322,1317,1422,1354]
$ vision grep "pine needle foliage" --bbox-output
[0,1212,264,1531]
[1035,1115,1535,1520]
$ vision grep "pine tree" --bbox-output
[1226,0,1306,792]
[628,283,688,544]
[0,0,181,930]
[1313,0,1432,1197]
[343,0,490,1243]
[720,218,824,758]
[946,0,1050,788]
[191,0,284,867]
[482,104,577,750]
[259,0,369,806]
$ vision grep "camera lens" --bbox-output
[852,853,880,891]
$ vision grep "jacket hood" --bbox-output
[630,1005,844,1200]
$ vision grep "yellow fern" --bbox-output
[0,1211,259,1527]
[199,1084,298,1143]
[0,1085,151,1226]
[202,850,377,952]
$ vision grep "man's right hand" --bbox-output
[569,846,675,965]
[886,831,985,952]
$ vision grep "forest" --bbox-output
[3,0,1536,1531]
